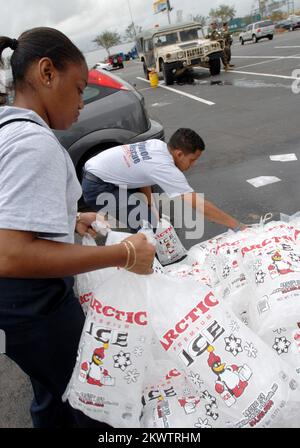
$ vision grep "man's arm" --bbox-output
[182,192,241,230]
[139,186,153,207]
[139,186,160,221]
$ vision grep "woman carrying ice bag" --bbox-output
[0,27,155,428]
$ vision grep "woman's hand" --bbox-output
[123,233,156,275]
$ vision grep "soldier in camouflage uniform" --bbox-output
[207,22,222,42]
[221,23,235,68]
[207,22,232,71]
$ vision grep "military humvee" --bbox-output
[136,22,223,85]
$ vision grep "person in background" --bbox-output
[222,23,235,68]
[207,22,232,71]
[0,27,155,428]
[82,128,245,233]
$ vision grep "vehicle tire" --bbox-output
[252,34,258,43]
[143,62,149,80]
[240,38,245,45]
[120,63,124,69]
[268,35,273,40]
[290,26,294,31]
[209,58,221,76]
[162,62,174,85]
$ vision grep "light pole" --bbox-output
[126,0,136,37]
[166,0,173,25]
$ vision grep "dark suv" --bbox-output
[108,53,124,69]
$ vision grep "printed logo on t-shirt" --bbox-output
[122,143,152,167]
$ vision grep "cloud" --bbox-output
[1,0,280,50]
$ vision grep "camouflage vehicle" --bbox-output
[136,22,223,85]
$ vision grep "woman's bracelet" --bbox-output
[123,240,137,271]
[121,241,131,269]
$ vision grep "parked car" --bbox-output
[239,20,274,44]
[275,18,300,31]
[54,69,164,182]
[287,15,300,30]
[275,19,291,30]
[107,53,124,69]
[92,61,113,71]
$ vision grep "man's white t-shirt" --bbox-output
[85,139,194,198]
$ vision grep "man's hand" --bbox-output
[75,212,98,237]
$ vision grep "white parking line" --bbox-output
[237,59,286,69]
[275,46,300,48]
[233,53,300,70]
[136,77,215,106]
[224,69,299,81]
[232,55,300,59]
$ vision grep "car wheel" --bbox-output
[162,62,174,85]
[290,26,294,31]
[143,62,149,80]
[268,35,273,40]
[209,58,221,76]
[240,38,245,45]
[120,63,124,69]
[252,34,258,43]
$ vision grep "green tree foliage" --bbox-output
[270,10,285,22]
[258,0,268,17]
[125,22,143,41]
[209,4,236,23]
[93,31,122,56]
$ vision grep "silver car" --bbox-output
[239,20,275,44]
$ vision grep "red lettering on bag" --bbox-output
[161,329,179,351]
[79,292,93,305]
[204,291,219,307]
[175,319,189,334]
[126,312,134,324]
[134,312,147,326]
[241,235,293,256]
[160,291,219,351]
[90,298,147,326]
[156,227,172,238]
[103,306,114,317]
[90,298,102,313]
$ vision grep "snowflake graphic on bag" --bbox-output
[124,369,140,384]
[255,270,266,284]
[244,342,258,359]
[194,417,212,428]
[224,334,243,357]
[113,351,132,371]
[272,337,291,355]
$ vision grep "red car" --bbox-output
[108,53,124,69]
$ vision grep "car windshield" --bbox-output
[179,28,202,42]
[154,32,178,47]
[259,20,273,27]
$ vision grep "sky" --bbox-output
[2,0,300,52]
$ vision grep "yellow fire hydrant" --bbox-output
[149,69,159,88]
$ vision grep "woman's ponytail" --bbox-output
[0,37,17,67]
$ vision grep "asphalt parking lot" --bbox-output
[1,29,300,428]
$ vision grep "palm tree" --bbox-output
[93,31,122,56]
